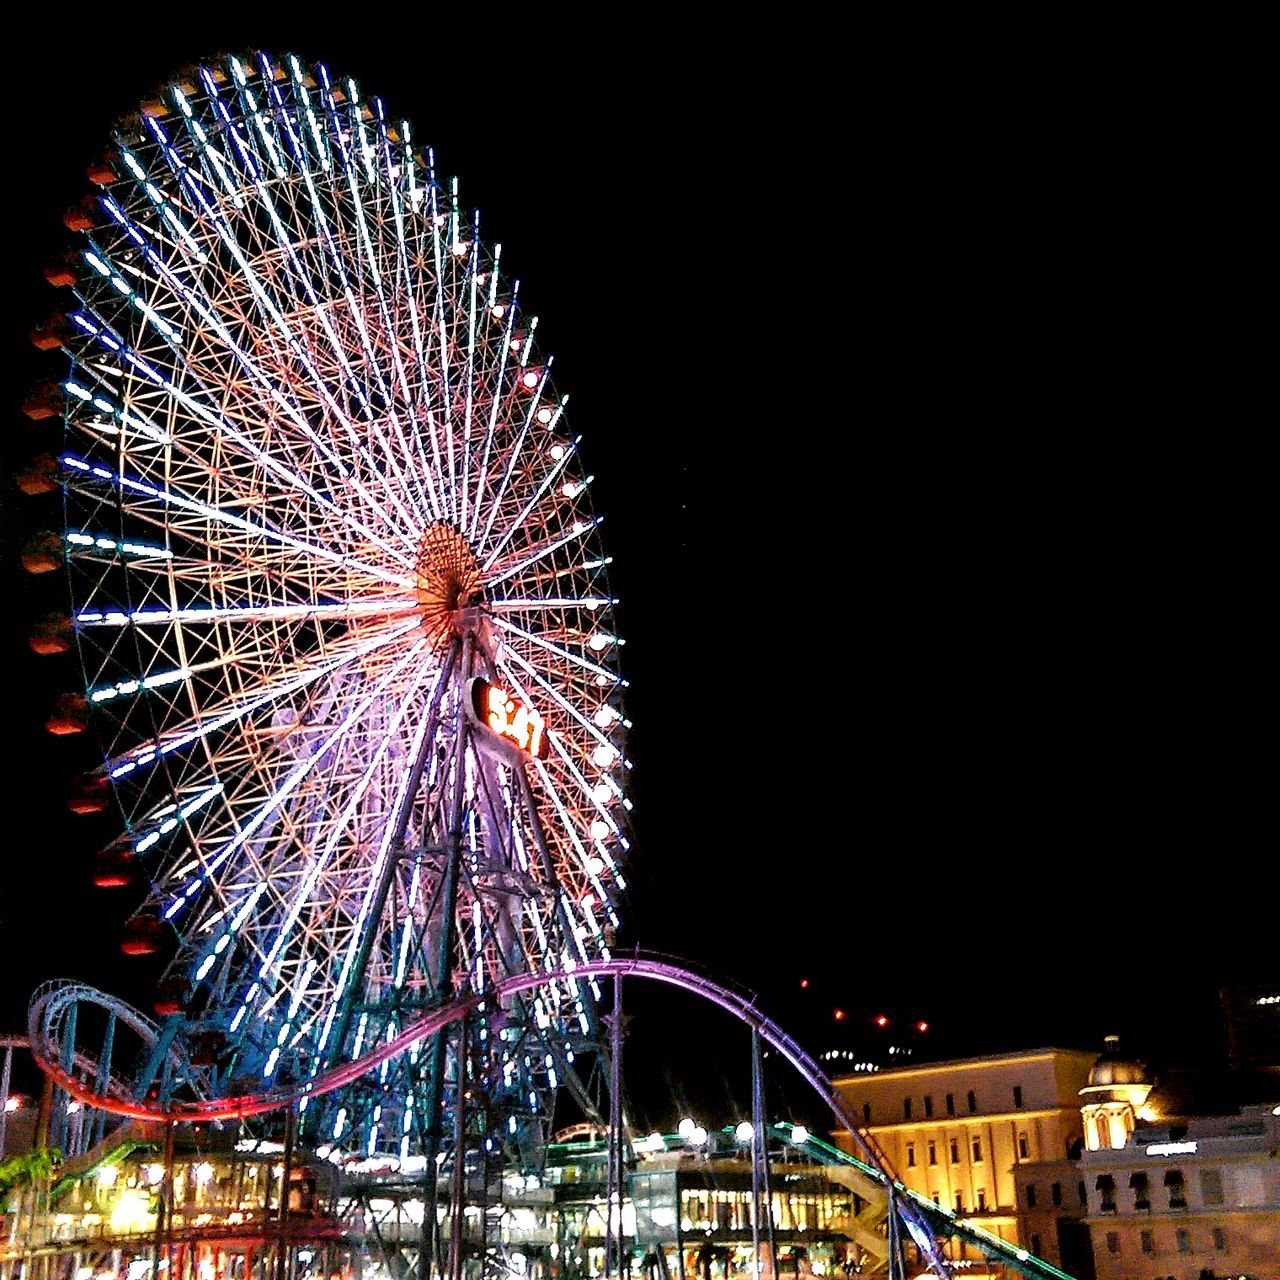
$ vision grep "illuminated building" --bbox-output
[1077,1036,1154,1154]
[1079,1102,1280,1279]
[1012,1040,1154,1279]
[831,1047,1097,1277]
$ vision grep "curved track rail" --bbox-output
[29,956,951,1276]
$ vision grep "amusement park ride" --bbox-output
[6,52,1070,1280]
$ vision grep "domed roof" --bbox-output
[1087,1036,1150,1088]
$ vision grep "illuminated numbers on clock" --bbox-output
[470,678,548,759]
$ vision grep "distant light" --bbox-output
[592,744,617,768]
[97,1165,118,1186]
[550,444,565,460]
[588,632,613,652]
[677,1118,696,1140]
[562,482,581,500]
[145,1164,165,1185]
[586,856,604,875]
[1146,1141,1197,1157]
[3,1097,19,1113]
[875,1015,889,1028]
[735,1121,754,1143]
[689,1126,708,1147]
[800,979,809,989]
[521,371,539,390]
[590,819,610,842]
[491,304,506,319]
[833,1009,845,1022]
[194,1162,214,1185]
[791,1125,809,1145]
[643,1133,665,1152]
[592,782,612,804]
[916,1021,929,1033]
[66,1101,81,1114]
[536,407,554,425]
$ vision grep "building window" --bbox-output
[1164,1168,1186,1209]
[967,1090,977,1114]
[1096,1174,1116,1213]
[906,1143,916,1168]
[1140,1230,1154,1255]
[1200,1167,1224,1206]
[954,1191,963,1214]
[1129,1170,1150,1210]
[1176,1228,1191,1254]
[1017,1132,1029,1160]
[924,1094,933,1118]
[903,1098,912,1121]
[971,1137,983,1163]
[928,1141,937,1166]
[1025,1184,1037,1209]
[976,1188,987,1211]
[1013,1084,1024,1108]
[1212,1226,1227,1252]
[1050,1181,1062,1207]
[863,1104,871,1124]
[945,1092,955,1116]
[1105,1231,1119,1255]
[1077,1180,1087,1207]
[931,1190,940,1206]
[1030,1232,1041,1258]
[949,1139,959,1164]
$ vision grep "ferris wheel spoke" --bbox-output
[478,386,566,552]
[481,437,582,568]
[486,515,602,589]
[470,349,542,545]
[75,598,418,629]
[104,618,420,780]
[490,616,624,686]
[242,655,440,1006]
[163,634,429,927]
[139,117,424,546]
[62,454,413,589]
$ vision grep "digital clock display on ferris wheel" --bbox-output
[468,677,549,760]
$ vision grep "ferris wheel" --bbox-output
[23,50,630,1167]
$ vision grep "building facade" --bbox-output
[1080,1104,1280,1280]
[832,1047,1096,1275]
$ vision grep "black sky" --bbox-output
[0,23,1269,1127]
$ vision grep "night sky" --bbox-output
[0,25,1268,1131]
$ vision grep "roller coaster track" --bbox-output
[24,954,1075,1279]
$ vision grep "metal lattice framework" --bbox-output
[50,50,630,1169]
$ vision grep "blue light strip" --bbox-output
[133,783,223,855]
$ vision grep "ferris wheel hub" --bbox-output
[414,521,487,649]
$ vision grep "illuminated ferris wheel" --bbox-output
[26,50,630,1166]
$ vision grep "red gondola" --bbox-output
[46,693,89,736]
[29,613,72,656]
[21,532,63,575]
[69,775,110,816]
[16,455,60,497]
[121,915,163,957]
